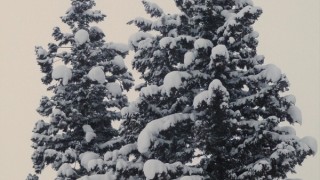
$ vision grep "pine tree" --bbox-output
[106,0,317,179]
[29,0,133,179]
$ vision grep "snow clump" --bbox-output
[210,44,229,60]
[52,65,72,85]
[82,125,96,143]
[300,136,318,155]
[194,38,213,49]
[75,29,90,45]
[106,82,122,96]
[88,66,105,84]
[137,113,191,153]
[162,71,191,96]
[143,159,167,179]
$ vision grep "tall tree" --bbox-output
[105,0,317,179]
[29,0,133,179]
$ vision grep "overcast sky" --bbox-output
[0,0,319,179]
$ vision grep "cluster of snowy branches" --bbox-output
[28,0,317,180]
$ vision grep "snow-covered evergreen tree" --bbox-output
[29,0,133,179]
[106,0,317,179]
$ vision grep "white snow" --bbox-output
[121,101,139,116]
[210,44,229,60]
[283,95,296,104]
[140,85,160,97]
[159,37,176,49]
[119,143,137,156]
[128,32,153,50]
[75,29,90,45]
[142,0,164,16]
[90,26,103,35]
[248,64,282,82]
[104,150,119,162]
[106,82,122,96]
[138,38,153,49]
[287,105,302,124]
[300,136,318,155]
[137,113,192,153]
[143,159,167,180]
[111,56,126,70]
[44,149,57,158]
[116,159,127,170]
[105,42,129,53]
[63,149,77,162]
[52,108,66,117]
[35,47,48,58]
[82,125,96,143]
[260,64,282,82]
[253,160,270,172]
[162,71,191,96]
[193,91,210,108]
[77,173,115,180]
[88,66,105,84]
[180,176,203,180]
[87,158,104,171]
[193,38,213,49]
[193,79,229,108]
[184,51,196,67]
[57,163,76,177]
[79,152,101,171]
[52,65,72,85]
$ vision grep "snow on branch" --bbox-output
[143,159,203,180]
[138,113,193,153]
[77,172,115,180]
[193,79,229,108]
[142,0,164,17]
[52,65,72,85]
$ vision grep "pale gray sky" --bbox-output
[0,0,319,179]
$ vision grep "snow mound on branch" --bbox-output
[300,136,318,155]
[143,159,203,180]
[211,44,229,60]
[193,91,210,108]
[111,56,126,70]
[128,32,153,50]
[142,0,164,17]
[140,85,160,97]
[106,82,122,96]
[35,46,48,58]
[79,152,101,171]
[77,173,115,180]
[287,105,302,124]
[137,113,191,153]
[143,159,167,179]
[52,108,66,117]
[58,163,76,177]
[254,64,282,82]
[160,37,176,49]
[52,65,72,85]
[88,66,105,84]
[184,51,196,67]
[180,176,203,180]
[105,42,129,53]
[75,29,90,45]
[283,95,296,104]
[82,125,96,143]
[138,37,153,49]
[194,38,213,49]
[193,79,229,107]
[162,71,191,96]
[121,101,139,116]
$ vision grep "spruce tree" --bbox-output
[29,0,133,179]
[106,0,317,179]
